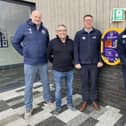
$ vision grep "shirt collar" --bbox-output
[84,28,93,33]
[82,27,95,34]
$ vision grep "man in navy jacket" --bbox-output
[117,28,126,90]
[12,10,51,119]
[74,14,103,112]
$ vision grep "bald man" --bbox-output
[12,10,51,120]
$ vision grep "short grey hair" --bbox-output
[56,24,67,31]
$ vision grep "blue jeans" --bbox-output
[24,64,50,112]
[53,70,73,109]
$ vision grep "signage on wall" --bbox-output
[112,8,125,22]
[0,31,8,48]
[101,28,123,66]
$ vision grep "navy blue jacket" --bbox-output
[12,19,49,65]
[74,28,101,65]
[117,28,126,68]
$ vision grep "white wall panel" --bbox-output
[36,0,126,39]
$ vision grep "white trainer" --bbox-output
[24,109,32,120]
[44,102,55,111]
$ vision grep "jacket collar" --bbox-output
[56,35,69,43]
[56,35,69,40]
[26,18,43,30]
[123,28,126,34]
[82,27,95,34]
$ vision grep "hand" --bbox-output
[97,62,103,68]
[75,64,82,70]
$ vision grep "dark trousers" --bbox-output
[80,64,98,102]
[122,67,126,90]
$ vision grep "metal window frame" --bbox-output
[0,0,35,11]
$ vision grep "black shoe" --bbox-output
[92,102,100,111]
[80,102,88,112]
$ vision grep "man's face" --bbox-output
[56,26,67,40]
[31,11,42,26]
[83,16,93,29]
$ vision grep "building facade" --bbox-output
[36,0,126,111]
[36,0,126,38]
[0,0,126,110]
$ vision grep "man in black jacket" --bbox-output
[117,29,126,90]
[48,24,74,114]
[74,14,103,111]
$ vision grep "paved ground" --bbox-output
[0,66,126,126]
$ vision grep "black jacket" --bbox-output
[48,36,74,72]
[74,28,102,65]
[117,28,126,68]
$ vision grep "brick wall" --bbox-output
[73,65,126,111]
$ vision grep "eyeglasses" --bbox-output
[84,19,93,22]
[57,29,67,32]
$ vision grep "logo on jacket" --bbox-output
[41,30,46,34]
[122,35,126,38]
[122,35,126,44]
[122,40,126,44]
[82,36,86,40]
[92,36,96,39]
[28,28,32,34]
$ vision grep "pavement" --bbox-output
[0,66,126,126]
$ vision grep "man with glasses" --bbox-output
[74,14,103,112]
[48,24,74,114]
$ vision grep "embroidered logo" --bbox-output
[82,36,86,40]
[122,40,126,44]
[92,36,96,39]
[122,35,126,38]
[41,30,46,34]
[28,28,32,34]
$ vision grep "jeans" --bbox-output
[24,64,50,112]
[53,70,73,109]
[81,64,98,102]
